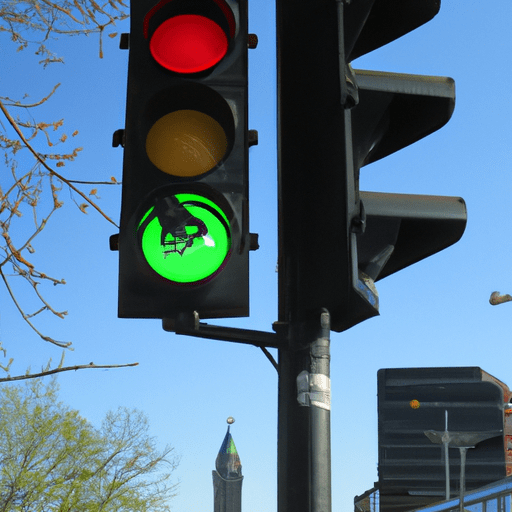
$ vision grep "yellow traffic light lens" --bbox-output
[149,14,229,73]
[146,109,228,177]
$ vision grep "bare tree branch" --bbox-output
[0,265,71,348]
[0,362,139,382]
[0,99,118,226]
[0,0,129,378]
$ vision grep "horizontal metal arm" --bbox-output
[163,313,285,349]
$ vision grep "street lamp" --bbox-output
[425,410,500,512]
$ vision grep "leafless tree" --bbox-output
[0,0,132,379]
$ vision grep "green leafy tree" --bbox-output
[0,379,179,510]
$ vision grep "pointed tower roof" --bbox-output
[215,424,242,480]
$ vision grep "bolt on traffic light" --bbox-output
[115,0,253,321]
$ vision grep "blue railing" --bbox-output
[412,476,512,512]
[355,477,512,512]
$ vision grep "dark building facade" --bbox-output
[377,367,512,512]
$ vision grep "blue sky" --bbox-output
[2,1,512,511]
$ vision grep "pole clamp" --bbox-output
[297,370,331,410]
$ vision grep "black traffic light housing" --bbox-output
[344,0,441,62]
[359,192,467,282]
[116,0,251,321]
[277,0,467,333]
[336,68,467,332]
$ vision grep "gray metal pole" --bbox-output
[459,447,467,512]
[444,410,450,500]
[309,309,332,512]
[443,438,450,500]
[425,420,495,512]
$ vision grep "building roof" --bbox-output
[216,426,242,480]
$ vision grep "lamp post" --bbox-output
[425,410,499,512]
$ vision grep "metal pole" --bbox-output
[459,447,467,512]
[444,410,450,500]
[309,309,332,512]
[442,438,450,500]
[277,345,310,512]
[276,0,340,506]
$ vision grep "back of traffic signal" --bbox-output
[277,0,467,334]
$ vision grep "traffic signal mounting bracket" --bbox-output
[162,312,331,352]
[163,312,283,348]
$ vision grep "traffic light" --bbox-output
[277,0,467,333]
[377,367,511,512]
[116,0,252,321]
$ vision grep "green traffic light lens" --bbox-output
[138,192,231,284]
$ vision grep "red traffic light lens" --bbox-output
[150,14,229,73]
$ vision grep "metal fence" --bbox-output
[355,477,512,512]
[354,488,379,512]
[411,476,512,512]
